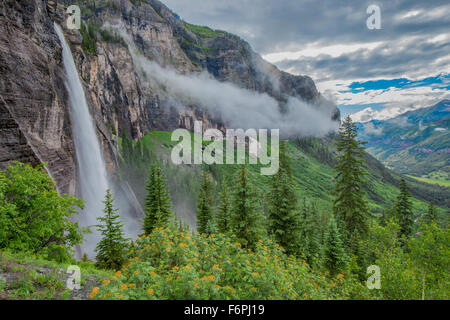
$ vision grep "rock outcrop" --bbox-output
[0,0,76,194]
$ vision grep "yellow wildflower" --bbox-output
[147,288,154,295]
[89,287,99,298]
[102,279,110,286]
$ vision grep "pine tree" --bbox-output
[394,178,414,238]
[143,165,156,235]
[298,200,322,266]
[423,202,437,225]
[196,170,215,235]
[323,214,349,275]
[217,177,231,234]
[267,141,300,255]
[95,189,129,270]
[143,164,173,235]
[230,165,265,249]
[333,115,369,247]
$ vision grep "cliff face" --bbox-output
[0,0,76,194]
[0,0,338,196]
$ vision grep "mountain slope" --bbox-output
[357,100,450,178]
[118,130,450,231]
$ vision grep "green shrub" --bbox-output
[98,28,127,47]
[0,162,84,262]
[90,224,363,300]
[183,22,221,38]
[80,21,98,54]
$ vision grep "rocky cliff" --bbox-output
[0,0,338,197]
[0,0,76,194]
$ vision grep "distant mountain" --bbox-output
[356,100,450,179]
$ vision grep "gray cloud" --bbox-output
[160,0,450,83]
[161,0,450,52]
[276,38,450,81]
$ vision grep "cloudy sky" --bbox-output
[161,0,450,122]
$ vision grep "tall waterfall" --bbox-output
[55,24,109,258]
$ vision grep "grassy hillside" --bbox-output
[407,174,450,187]
[117,130,449,231]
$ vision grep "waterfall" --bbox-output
[55,24,109,258]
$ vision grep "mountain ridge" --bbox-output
[357,100,450,178]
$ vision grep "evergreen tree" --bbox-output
[196,170,215,235]
[143,164,173,235]
[217,177,231,234]
[95,189,129,270]
[333,116,369,247]
[298,200,322,266]
[323,214,349,275]
[423,202,437,225]
[394,178,414,238]
[267,141,300,255]
[143,165,156,234]
[230,165,265,249]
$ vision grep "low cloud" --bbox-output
[117,27,338,137]
[351,104,416,123]
[362,122,383,135]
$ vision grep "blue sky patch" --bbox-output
[345,74,450,94]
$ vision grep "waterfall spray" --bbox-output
[55,24,109,258]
